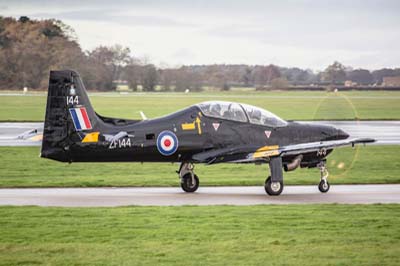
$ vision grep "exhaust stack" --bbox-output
[284,155,303,172]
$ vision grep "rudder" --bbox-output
[41,70,99,162]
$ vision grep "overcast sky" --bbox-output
[1,0,399,70]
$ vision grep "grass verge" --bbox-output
[0,145,399,187]
[0,205,399,265]
[1,91,400,121]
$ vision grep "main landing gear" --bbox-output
[265,176,283,196]
[265,156,284,196]
[178,162,199,193]
[264,157,331,196]
[317,161,330,193]
[176,158,330,195]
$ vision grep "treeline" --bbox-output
[1,16,399,91]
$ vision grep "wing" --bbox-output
[278,137,375,156]
[192,146,256,164]
[250,138,375,159]
[192,138,375,164]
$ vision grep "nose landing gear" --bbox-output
[178,162,199,193]
[317,161,330,193]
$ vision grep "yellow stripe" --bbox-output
[253,150,280,158]
[29,134,43,141]
[82,132,99,143]
[181,122,196,130]
[253,145,280,158]
[195,117,202,135]
[255,145,279,152]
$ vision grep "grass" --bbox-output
[1,90,400,121]
[0,205,399,265]
[0,145,399,187]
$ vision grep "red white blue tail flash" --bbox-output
[69,107,92,131]
[157,131,178,156]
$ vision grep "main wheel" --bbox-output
[318,180,330,193]
[180,173,199,193]
[264,176,283,196]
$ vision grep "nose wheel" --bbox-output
[178,162,199,193]
[317,161,330,193]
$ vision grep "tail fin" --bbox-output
[41,70,99,162]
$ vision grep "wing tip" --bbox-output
[352,138,376,144]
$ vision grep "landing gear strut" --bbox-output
[317,161,330,193]
[265,156,284,196]
[178,162,199,193]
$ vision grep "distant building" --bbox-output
[383,76,400,86]
[112,80,130,91]
[344,80,357,87]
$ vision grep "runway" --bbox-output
[304,120,400,144]
[0,185,399,206]
[0,122,43,146]
[0,121,399,146]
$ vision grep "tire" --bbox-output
[264,176,283,196]
[181,173,199,193]
[318,180,330,193]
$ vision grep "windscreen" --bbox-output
[241,103,287,127]
[197,101,247,122]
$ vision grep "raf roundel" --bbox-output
[157,130,179,156]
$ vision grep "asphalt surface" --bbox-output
[0,122,43,146]
[304,120,400,144]
[0,185,399,206]
[0,121,399,146]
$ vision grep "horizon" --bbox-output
[1,0,399,71]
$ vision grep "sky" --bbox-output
[1,0,399,70]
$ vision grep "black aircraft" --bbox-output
[41,70,375,196]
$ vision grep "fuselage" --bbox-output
[68,104,349,165]
[40,70,374,196]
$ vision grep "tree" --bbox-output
[142,64,158,91]
[371,68,398,84]
[322,61,346,84]
[18,16,30,23]
[123,64,142,91]
[0,17,85,89]
[347,69,373,85]
[176,67,203,92]
[281,67,313,85]
[51,19,79,42]
[159,69,174,91]
[253,64,281,87]
[87,45,132,91]
[240,67,252,86]
[270,77,289,89]
[211,72,228,91]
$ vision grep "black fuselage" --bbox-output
[67,106,348,165]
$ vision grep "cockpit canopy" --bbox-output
[197,101,287,127]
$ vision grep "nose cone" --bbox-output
[317,125,349,141]
[337,128,350,140]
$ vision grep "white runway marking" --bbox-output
[0,185,399,206]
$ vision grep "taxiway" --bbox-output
[0,185,399,206]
